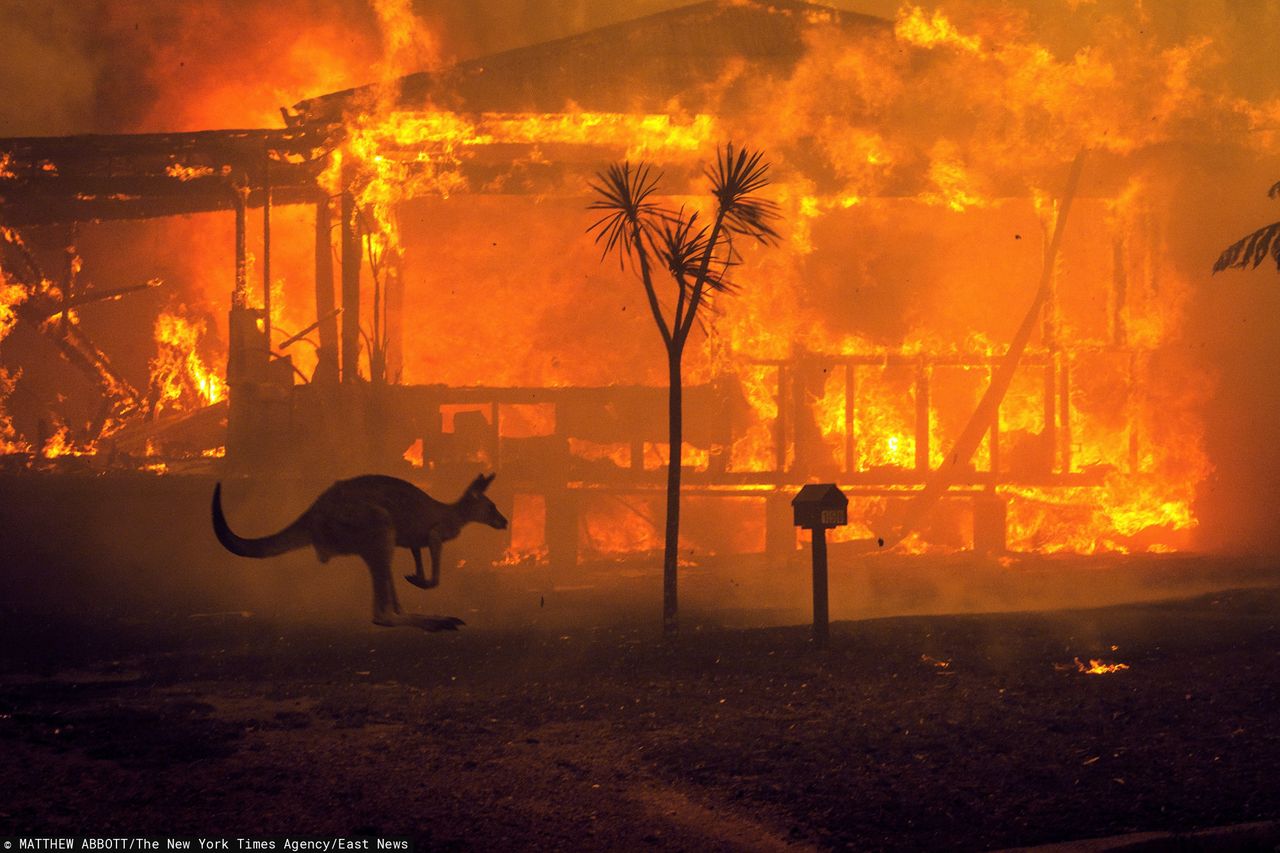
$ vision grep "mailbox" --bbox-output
[791,483,848,530]
[792,483,848,648]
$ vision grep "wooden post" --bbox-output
[313,194,339,384]
[340,187,360,383]
[233,183,249,309]
[844,363,856,475]
[546,488,579,569]
[775,364,788,474]
[1043,359,1057,474]
[811,526,829,647]
[1059,355,1072,475]
[262,154,272,348]
[386,255,403,383]
[792,484,846,648]
[915,361,930,474]
[989,369,1001,483]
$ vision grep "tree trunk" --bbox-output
[663,347,682,637]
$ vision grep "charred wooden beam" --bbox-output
[50,322,141,423]
[262,153,272,347]
[313,194,339,384]
[915,361,930,473]
[340,186,361,383]
[0,128,327,227]
[837,364,852,475]
[1059,355,1072,475]
[233,184,248,309]
[23,281,162,320]
[279,307,342,350]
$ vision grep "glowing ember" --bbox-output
[1074,657,1130,676]
[164,163,216,182]
[921,654,952,671]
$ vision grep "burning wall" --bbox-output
[3,0,1279,557]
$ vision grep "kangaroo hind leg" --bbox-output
[363,523,403,627]
[365,530,463,632]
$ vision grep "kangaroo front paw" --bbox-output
[403,574,431,589]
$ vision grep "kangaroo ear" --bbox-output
[476,472,496,492]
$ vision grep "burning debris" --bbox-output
[1074,657,1131,676]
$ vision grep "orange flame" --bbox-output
[150,307,226,414]
[894,6,983,54]
[42,425,95,459]
[1075,657,1130,675]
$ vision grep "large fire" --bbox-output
[3,0,1277,561]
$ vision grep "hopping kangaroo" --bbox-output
[212,473,508,631]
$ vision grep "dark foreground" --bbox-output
[2,586,1279,851]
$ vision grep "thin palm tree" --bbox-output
[1214,181,1280,274]
[588,144,779,637]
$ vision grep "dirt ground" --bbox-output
[2,574,1279,851]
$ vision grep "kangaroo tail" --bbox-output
[212,482,311,559]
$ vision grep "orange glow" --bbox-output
[42,425,95,459]
[2,0,1248,563]
[1075,657,1130,675]
[149,307,227,415]
[642,442,711,472]
[582,495,661,560]
[569,438,631,470]
[894,6,982,54]
[501,492,549,566]
[403,438,424,468]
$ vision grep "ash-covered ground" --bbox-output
[1,472,1278,849]
[2,572,1279,850]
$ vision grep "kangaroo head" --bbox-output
[460,472,508,530]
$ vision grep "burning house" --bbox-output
[1,0,1276,568]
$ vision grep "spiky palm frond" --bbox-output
[656,209,735,294]
[1213,179,1280,274]
[707,143,781,245]
[587,161,663,267]
[1214,221,1280,273]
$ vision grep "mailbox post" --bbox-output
[791,484,849,647]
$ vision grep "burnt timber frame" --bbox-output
[1,123,1150,564]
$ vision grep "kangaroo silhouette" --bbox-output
[212,473,508,631]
